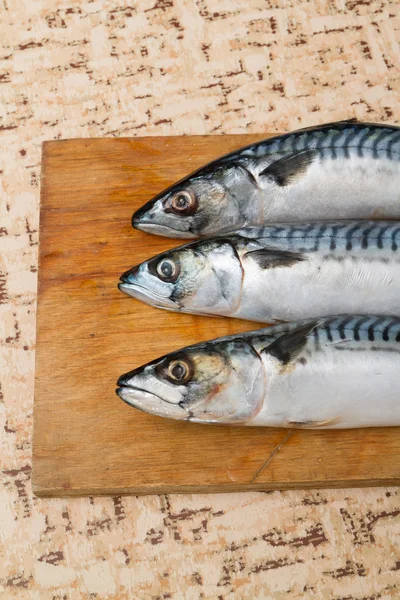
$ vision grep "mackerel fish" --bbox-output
[117,315,400,428]
[119,221,400,323]
[132,121,400,238]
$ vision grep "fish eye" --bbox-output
[166,359,193,384]
[167,190,197,216]
[172,192,190,210]
[156,258,180,282]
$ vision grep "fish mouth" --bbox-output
[116,383,187,420]
[132,203,197,238]
[118,281,180,310]
[132,219,197,239]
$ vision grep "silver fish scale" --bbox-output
[234,123,400,161]
[237,221,400,254]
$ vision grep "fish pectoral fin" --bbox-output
[244,248,306,269]
[262,321,319,365]
[259,150,318,186]
[285,417,341,429]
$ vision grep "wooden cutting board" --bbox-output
[33,134,400,497]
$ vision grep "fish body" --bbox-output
[119,221,400,323]
[132,121,400,238]
[117,315,400,428]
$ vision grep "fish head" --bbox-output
[118,238,244,315]
[117,339,266,424]
[132,162,260,238]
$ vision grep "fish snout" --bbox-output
[117,367,143,388]
[118,262,181,310]
[120,265,140,284]
[132,201,155,228]
[116,367,189,421]
[117,373,130,388]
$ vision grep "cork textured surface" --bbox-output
[1,1,399,598]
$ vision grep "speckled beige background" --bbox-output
[1,0,400,598]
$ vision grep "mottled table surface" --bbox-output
[1,1,399,598]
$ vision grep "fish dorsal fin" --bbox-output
[262,321,319,364]
[244,248,305,269]
[293,118,359,134]
[259,150,318,186]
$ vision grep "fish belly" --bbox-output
[252,345,400,428]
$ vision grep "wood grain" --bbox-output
[33,135,400,497]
